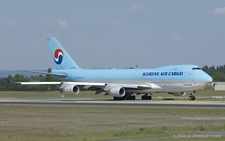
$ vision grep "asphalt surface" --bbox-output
[0,98,225,108]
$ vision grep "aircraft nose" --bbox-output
[205,73,213,83]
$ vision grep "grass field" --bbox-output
[0,104,225,140]
[0,90,225,140]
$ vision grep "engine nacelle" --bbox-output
[168,92,186,97]
[62,85,80,94]
[108,87,126,97]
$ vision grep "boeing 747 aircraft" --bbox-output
[18,37,212,100]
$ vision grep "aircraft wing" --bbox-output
[17,81,106,86]
[17,81,160,89]
[15,81,161,97]
[17,82,62,85]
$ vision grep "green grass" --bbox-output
[0,126,224,141]
[0,105,225,141]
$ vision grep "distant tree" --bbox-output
[213,72,225,82]
[202,65,209,74]
[45,68,52,81]
[0,67,59,91]
[45,68,58,82]
[202,65,225,82]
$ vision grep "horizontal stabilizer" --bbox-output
[24,70,68,77]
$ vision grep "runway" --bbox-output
[0,98,225,107]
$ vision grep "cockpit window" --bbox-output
[192,67,201,70]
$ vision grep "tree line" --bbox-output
[0,68,58,91]
[202,65,225,82]
[0,65,225,91]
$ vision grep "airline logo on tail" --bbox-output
[54,49,64,65]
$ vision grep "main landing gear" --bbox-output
[188,91,195,100]
[141,93,152,100]
[113,93,135,100]
[113,93,152,100]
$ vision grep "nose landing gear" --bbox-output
[188,91,195,100]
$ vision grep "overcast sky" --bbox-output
[0,0,225,70]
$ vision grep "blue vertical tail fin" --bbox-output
[47,37,81,70]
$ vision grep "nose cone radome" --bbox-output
[208,75,213,82]
[204,72,213,83]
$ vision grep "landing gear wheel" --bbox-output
[188,95,195,100]
[141,95,152,100]
[114,93,135,101]
[188,91,195,100]
[131,96,136,100]
[126,95,136,100]
[113,97,125,100]
[123,93,135,100]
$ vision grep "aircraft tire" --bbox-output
[125,96,131,100]
[188,96,191,100]
[126,95,135,100]
[188,96,195,100]
[113,97,125,100]
[141,95,151,100]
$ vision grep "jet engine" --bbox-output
[108,87,126,97]
[62,85,80,94]
[168,92,186,97]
